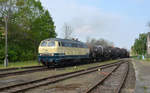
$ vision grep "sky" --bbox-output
[40,0,150,50]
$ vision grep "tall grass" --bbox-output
[0,61,41,69]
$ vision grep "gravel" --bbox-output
[132,59,150,93]
[120,60,136,93]
[0,60,118,90]
[90,62,128,93]
[25,66,117,93]
[0,59,136,93]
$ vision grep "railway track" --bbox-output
[0,60,125,93]
[85,62,129,93]
[0,66,48,78]
[0,65,43,72]
[0,60,123,78]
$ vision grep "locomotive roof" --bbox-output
[44,38,85,44]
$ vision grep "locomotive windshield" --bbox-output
[40,41,47,46]
[40,41,55,47]
[47,41,55,47]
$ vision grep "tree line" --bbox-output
[131,33,147,56]
[0,0,56,63]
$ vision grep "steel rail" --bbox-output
[0,60,125,93]
[85,62,129,93]
[0,67,47,78]
[85,63,121,93]
[0,66,43,72]
[115,62,129,93]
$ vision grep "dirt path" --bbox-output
[132,59,150,93]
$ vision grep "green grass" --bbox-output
[142,86,147,93]
[63,60,118,72]
[0,59,118,69]
[139,58,150,62]
[132,56,150,62]
[0,61,41,69]
[144,58,150,62]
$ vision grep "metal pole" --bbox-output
[4,16,8,67]
[3,0,12,67]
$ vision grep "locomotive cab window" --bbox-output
[40,41,47,46]
[47,41,55,47]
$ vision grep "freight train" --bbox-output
[38,38,129,67]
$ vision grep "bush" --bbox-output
[19,50,34,61]
[8,49,18,62]
[0,45,37,63]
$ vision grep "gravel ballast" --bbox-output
[132,59,150,93]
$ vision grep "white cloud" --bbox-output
[41,0,122,36]
[40,0,148,49]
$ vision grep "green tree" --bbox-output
[132,33,147,55]
[0,0,57,63]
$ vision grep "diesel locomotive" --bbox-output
[38,38,129,67]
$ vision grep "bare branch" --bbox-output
[62,23,73,39]
[86,37,114,47]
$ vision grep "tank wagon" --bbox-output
[38,38,129,67]
[89,46,129,61]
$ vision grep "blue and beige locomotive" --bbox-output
[38,38,129,67]
[38,38,89,66]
